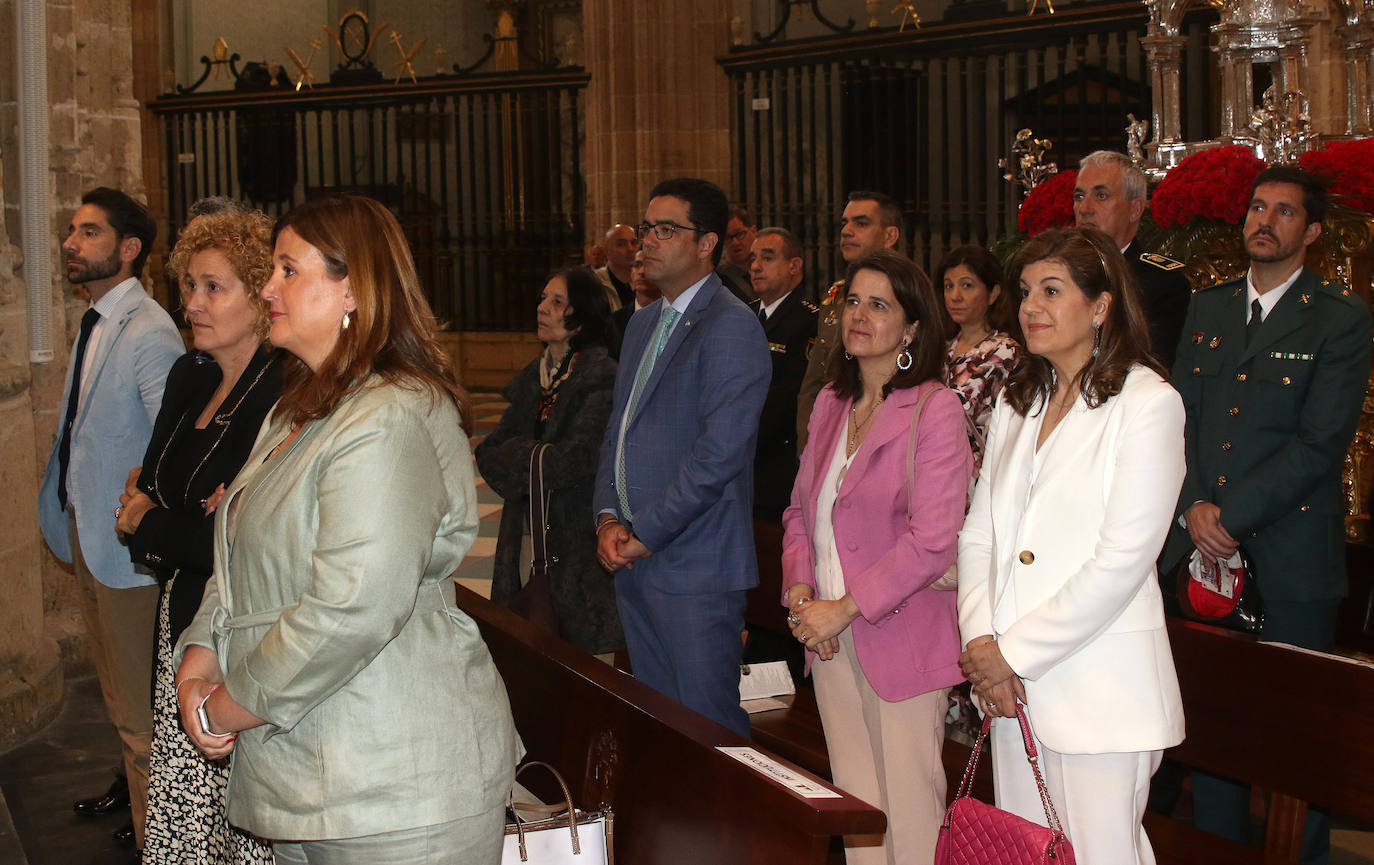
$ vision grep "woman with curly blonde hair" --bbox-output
[120,207,283,864]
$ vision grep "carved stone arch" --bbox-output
[1150,0,1218,37]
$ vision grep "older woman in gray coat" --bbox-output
[174,195,520,864]
[476,267,623,656]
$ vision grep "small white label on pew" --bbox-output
[716,746,842,798]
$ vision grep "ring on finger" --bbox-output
[114,506,124,519]
[786,611,801,628]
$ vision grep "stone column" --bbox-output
[0,0,152,748]
[1141,34,1185,144]
[0,2,64,744]
[581,0,734,235]
[1337,21,1374,134]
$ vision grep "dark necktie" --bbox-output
[58,308,101,510]
[1245,298,1263,346]
[758,307,768,325]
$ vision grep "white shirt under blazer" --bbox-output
[958,366,1186,755]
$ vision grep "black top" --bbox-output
[127,348,282,643]
[1125,240,1192,371]
[749,289,819,521]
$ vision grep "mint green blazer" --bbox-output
[178,378,520,841]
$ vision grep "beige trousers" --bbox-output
[812,628,949,865]
[70,516,158,849]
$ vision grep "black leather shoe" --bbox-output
[73,775,130,816]
[112,821,135,847]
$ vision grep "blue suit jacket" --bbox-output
[594,273,771,594]
[38,283,185,588]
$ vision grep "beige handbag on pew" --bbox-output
[503,761,613,865]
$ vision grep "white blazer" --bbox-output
[958,366,1186,755]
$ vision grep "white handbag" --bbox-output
[502,761,613,865]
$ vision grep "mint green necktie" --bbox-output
[616,305,681,522]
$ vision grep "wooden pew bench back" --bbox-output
[454,584,887,865]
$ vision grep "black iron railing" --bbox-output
[722,3,1219,289]
[150,71,588,331]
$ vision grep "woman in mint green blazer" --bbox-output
[174,196,520,864]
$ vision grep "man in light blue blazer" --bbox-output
[595,178,771,737]
[37,188,183,851]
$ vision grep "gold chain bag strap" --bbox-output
[935,704,1076,865]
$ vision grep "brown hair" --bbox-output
[167,209,274,337]
[936,244,1022,343]
[271,195,472,433]
[1002,227,1162,416]
[827,250,945,400]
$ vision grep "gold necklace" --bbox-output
[847,395,884,457]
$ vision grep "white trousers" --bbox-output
[991,718,1162,865]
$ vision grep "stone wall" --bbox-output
[0,0,153,747]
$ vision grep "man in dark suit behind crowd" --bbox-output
[1166,165,1372,865]
[748,227,817,521]
[1074,149,1192,369]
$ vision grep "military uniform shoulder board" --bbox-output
[822,280,846,306]
[801,299,819,313]
[1317,279,1364,306]
[1139,252,1186,271]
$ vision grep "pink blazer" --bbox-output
[781,381,972,701]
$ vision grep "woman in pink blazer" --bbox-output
[782,250,972,865]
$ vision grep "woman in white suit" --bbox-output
[957,227,1185,865]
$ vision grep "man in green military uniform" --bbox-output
[1166,165,1372,864]
[795,190,903,451]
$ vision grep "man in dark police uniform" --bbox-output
[747,227,817,521]
[1074,149,1192,369]
[1166,165,1372,864]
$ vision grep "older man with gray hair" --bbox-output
[1074,149,1192,369]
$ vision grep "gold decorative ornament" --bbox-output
[389,31,427,84]
[999,128,1059,192]
[892,0,920,30]
[211,38,230,79]
[284,37,322,91]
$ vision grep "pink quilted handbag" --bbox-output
[935,704,1076,865]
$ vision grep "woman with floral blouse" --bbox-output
[939,245,1022,480]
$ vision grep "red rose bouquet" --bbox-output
[1017,169,1077,236]
[1300,138,1374,215]
[1150,146,1267,229]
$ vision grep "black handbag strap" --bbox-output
[527,444,551,575]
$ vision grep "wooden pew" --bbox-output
[1147,617,1374,865]
[452,583,886,865]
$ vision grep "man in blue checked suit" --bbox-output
[594,177,771,737]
